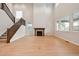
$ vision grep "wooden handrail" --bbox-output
[21,18,26,25]
[1,3,15,23]
[7,18,25,43]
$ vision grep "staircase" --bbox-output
[0,32,7,39]
[0,32,7,43]
[0,3,25,43]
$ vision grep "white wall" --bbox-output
[0,9,13,36]
[33,4,54,36]
[54,3,79,45]
[12,3,33,20]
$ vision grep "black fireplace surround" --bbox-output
[34,28,45,36]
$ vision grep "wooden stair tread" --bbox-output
[0,38,7,39]
[0,37,7,39]
[2,34,7,36]
[0,32,7,39]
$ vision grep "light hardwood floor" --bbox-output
[0,36,79,56]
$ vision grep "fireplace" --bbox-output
[37,31,42,36]
[34,28,45,36]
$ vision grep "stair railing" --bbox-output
[7,18,25,43]
[1,3,15,23]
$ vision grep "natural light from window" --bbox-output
[56,16,69,31]
[16,11,23,19]
[73,12,79,31]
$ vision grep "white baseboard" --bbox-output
[54,34,79,46]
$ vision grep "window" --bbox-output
[56,20,60,31]
[73,12,79,31]
[27,22,32,32]
[56,16,69,31]
[16,11,23,19]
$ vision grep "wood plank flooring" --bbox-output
[0,36,79,56]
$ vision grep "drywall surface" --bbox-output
[55,3,79,45]
[33,4,54,36]
[0,9,13,36]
